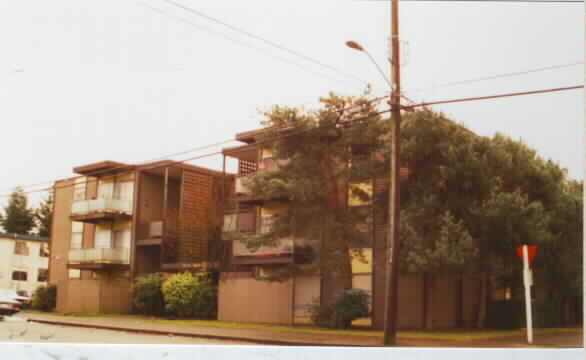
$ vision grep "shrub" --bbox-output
[132,273,166,316]
[161,272,217,319]
[533,300,562,328]
[486,300,524,329]
[310,289,370,329]
[31,284,57,312]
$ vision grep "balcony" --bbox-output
[67,248,130,270]
[232,238,294,264]
[70,198,133,223]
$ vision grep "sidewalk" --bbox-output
[22,312,583,348]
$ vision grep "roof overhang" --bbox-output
[73,161,134,176]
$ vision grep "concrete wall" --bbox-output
[56,279,100,313]
[55,278,131,313]
[49,178,75,285]
[219,273,294,324]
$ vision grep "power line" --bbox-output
[139,2,372,88]
[404,84,583,109]
[158,0,372,86]
[411,61,584,93]
[0,96,389,197]
[360,0,583,3]
[0,105,391,199]
[1,138,238,193]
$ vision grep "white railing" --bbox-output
[68,248,130,264]
[71,198,133,216]
[233,238,294,257]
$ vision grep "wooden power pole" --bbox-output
[383,0,402,346]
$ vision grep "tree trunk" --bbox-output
[476,272,488,329]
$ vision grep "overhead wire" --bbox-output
[139,2,373,89]
[157,0,373,86]
[3,83,582,199]
[0,95,389,197]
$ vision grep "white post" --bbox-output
[522,244,534,344]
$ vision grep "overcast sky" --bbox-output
[0,0,583,208]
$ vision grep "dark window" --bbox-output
[12,271,27,281]
[14,241,29,256]
[37,269,48,282]
[39,243,49,257]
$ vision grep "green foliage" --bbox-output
[235,90,388,284]
[31,284,57,312]
[1,187,35,235]
[533,300,562,328]
[161,272,217,319]
[310,290,370,329]
[485,300,524,329]
[34,194,53,238]
[132,273,166,316]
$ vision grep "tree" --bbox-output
[0,187,35,235]
[236,90,388,305]
[35,193,53,237]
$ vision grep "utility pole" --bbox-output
[383,0,401,346]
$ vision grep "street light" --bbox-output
[346,20,402,348]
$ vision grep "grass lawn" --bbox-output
[22,310,583,342]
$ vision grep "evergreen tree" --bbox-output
[1,187,35,235]
[235,90,387,304]
[35,193,53,237]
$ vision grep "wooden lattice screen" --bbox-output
[238,159,258,176]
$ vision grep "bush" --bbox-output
[31,284,57,312]
[533,300,562,328]
[310,289,370,329]
[161,272,217,319]
[132,273,166,316]
[486,300,524,329]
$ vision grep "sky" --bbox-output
[0,0,583,209]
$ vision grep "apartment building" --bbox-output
[0,232,49,296]
[49,160,225,313]
[218,128,483,329]
[218,128,377,325]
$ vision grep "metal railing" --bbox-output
[233,238,294,257]
[68,248,130,264]
[71,198,133,216]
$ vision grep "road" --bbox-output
[0,315,252,345]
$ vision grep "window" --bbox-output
[14,241,29,256]
[12,271,27,281]
[95,229,112,249]
[73,177,87,201]
[114,181,134,200]
[39,243,49,257]
[68,269,81,279]
[37,269,48,282]
[223,214,238,233]
[71,221,83,249]
[113,229,131,249]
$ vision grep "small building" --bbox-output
[48,160,225,313]
[0,232,49,297]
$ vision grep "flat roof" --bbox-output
[0,232,48,242]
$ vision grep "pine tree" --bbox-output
[235,90,388,304]
[35,193,53,237]
[1,187,35,235]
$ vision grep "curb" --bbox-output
[26,318,361,347]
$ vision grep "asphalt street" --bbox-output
[0,315,251,345]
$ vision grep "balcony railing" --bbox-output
[71,198,133,217]
[68,248,130,264]
[233,238,294,257]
